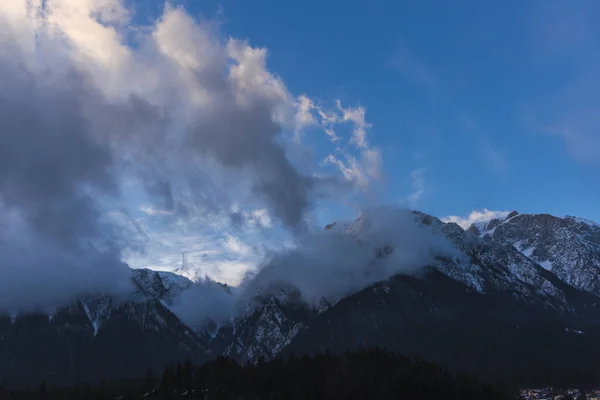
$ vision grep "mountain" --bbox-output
[205,210,600,385]
[4,210,600,388]
[0,269,208,387]
[283,269,600,386]
[210,286,313,364]
[132,268,193,300]
[468,211,600,296]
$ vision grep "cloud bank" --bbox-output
[0,1,383,313]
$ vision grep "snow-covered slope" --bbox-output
[468,212,600,296]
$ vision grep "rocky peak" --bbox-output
[507,210,519,219]
[475,213,600,296]
[131,268,192,300]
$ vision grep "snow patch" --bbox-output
[521,246,535,257]
[565,327,585,335]
[539,260,553,271]
[566,216,600,228]
[82,303,100,337]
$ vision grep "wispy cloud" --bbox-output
[336,101,372,150]
[301,99,384,192]
[139,205,173,216]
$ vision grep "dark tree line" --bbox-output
[1,348,516,399]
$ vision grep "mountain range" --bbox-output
[2,210,600,387]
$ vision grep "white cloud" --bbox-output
[222,234,252,256]
[442,209,510,229]
[250,208,272,228]
[337,101,371,150]
[313,100,382,191]
[0,0,391,304]
[294,95,316,133]
[322,154,369,190]
[139,206,173,216]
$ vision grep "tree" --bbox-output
[145,368,155,391]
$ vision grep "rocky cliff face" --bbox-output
[468,212,600,296]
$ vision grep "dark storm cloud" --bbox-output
[0,66,114,248]
[188,88,314,228]
[0,1,377,315]
[0,61,137,313]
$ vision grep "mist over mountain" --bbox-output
[2,0,600,393]
[0,0,372,314]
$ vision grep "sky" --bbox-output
[0,0,599,289]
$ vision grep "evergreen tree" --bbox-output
[145,368,155,391]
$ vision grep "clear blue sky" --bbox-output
[163,0,600,224]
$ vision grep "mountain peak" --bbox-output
[477,212,600,296]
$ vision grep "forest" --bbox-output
[2,348,515,399]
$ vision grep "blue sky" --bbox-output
[171,0,600,224]
[130,0,600,282]
[3,0,599,286]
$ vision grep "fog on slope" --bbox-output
[238,206,459,306]
[166,206,460,326]
[170,280,237,330]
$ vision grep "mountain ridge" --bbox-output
[2,209,600,386]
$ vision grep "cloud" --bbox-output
[441,209,510,229]
[322,154,369,190]
[312,101,383,192]
[223,234,253,257]
[0,0,375,312]
[170,279,237,329]
[166,206,462,327]
[239,206,458,306]
[140,206,174,216]
[336,101,372,150]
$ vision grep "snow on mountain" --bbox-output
[469,212,600,296]
[5,209,600,383]
[131,268,193,299]
[409,211,576,311]
[211,209,600,365]
[209,286,312,364]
